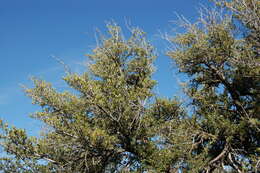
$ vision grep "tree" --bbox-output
[0,24,161,172]
[0,0,259,172]
[166,0,260,172]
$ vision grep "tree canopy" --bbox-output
[0,0,259,172]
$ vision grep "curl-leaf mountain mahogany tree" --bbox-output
[167,0,260,172]
[0,0,259,172]
[0,25,163,172]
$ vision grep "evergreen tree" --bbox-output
[166,0,260,172]
[0,0,259,172]
[0,24,160,172]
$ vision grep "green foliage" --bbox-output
[167,0,260,172]
[0,1,259,172]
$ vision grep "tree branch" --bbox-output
[228,153,243,173]
[209,144,228,165]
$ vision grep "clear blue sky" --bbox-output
[0,0,208,135]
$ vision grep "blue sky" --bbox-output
[0,0,208,135]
